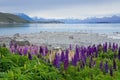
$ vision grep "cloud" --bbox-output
[0,0,120,18]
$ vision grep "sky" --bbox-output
[0,0,120,19]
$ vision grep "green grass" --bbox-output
[0,47,120,80]
[0,47,63,80]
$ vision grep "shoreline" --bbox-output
[0,32,120,49]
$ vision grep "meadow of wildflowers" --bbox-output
[0,41,120,80]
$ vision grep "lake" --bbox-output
[0,23,120,35]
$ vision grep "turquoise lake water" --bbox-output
[0,23,120,35]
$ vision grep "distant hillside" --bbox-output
[57,15,120,24]
[80,15,120,23]
[0,12,29,24]
[32,17,63,23]
[14,13,33,21]
[32,15,120,24]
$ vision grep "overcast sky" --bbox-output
[0,0,120,19]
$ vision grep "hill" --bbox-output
[14,13,33,21]
[0,12,29,24]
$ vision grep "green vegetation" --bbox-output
[0,47,63,80]
[0,12,29,23]
[1,42,120,80]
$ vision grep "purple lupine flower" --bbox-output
[58,53,61,61]
[109,42,111,49]
[64,59,69,70]
[76,49,80,60]
[71,58,74,66]
[53,53,61,68]
[45,46,48,54]
[92,44,96,54]
[28,53,32,60]
[103,42,107,52]
[39,46,43,54]
[42,50,45,56]
[40,47,46,56]
[100,61,103,70]
[112,43,116,52]
[87,46,91,55]
[118,47,120,60]
[90,48,94,54]
[72,54,77,66]
[53,57,57,67]
[92,48,95,55]
[18,47,23,55]
[23,47,28,55]
[95,48,98,57]
[83,47,87,54]
[86,49,90,57]
[115,44,118,50]
[113,59,117,70]
[92,46,96,52]
[61,51,64,62]
[104,61,109,73]
[75,45,79,55]
[82,55,86,65]
[65,49,69,61]
[110,66,113,76]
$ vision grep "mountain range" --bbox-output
[81,15,120,23]
[32,15,120,23]
[0,12,120,24]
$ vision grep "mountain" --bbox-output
[81,15,120,23]
[0,12,29,24]
[14,13,33,21]
[57,15,120,24]
[58,19,81,24]
[32,17,63,23]
[32,17,81,24]
[32,17,50,22]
